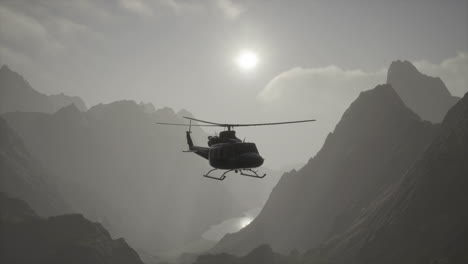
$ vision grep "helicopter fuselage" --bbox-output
[208,142,264,170]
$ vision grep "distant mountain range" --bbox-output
[0,192,144,264]
[0,65,87,114]
[0,65,282,256]
[2,100,243,254]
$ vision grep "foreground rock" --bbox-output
[321,91,468,264]
[0,192,144,264]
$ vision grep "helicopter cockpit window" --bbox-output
[229,143,259,155]
[244,143,259,154]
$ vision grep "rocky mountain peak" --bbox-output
[388,60,419,76]
[331,84,421,142]
[386,60,459,123]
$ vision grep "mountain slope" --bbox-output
[322,91,468,264]
[0,117,68,216]
[212,84,439,255]
[0,193,144,264]
[0,65,86,113]
[387,60,459,123]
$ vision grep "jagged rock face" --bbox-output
[212,84,439,255]
[3,101,244,253]
[0,117,68,216]
[323,92,468,264]
[0,65,87,114]
[0,193,144,264]
[387,60,459,123]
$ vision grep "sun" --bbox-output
[236,50,259,71]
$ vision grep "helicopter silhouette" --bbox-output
[157,117,315,181]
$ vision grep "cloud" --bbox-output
[258,53,468,121]
[258,65,385,128]
[116,0,243,19]
[0,1,107,55]
[260,66,384,103]
[414,52,468,97]
[119,0,153,16]
[0,5,63,59]
[216,0,244,19]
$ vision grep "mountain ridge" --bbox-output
[0,65,87,114]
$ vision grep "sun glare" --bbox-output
[239,217,253,228]
[236,50,259,71]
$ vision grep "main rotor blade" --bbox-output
[182,117,225,126]
[156,122,219,127]
[231,119,316,127]
[183,117,316,127]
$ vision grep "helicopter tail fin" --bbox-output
[186,131,194,150]
[185,130,209,159]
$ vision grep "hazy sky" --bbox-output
[1,0,467,168]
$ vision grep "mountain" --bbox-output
[0,65,86,114]
[0,117,68,216]
[318,91,468,264]
[2,100,248,254]
[212,84,439,255]
[387,60,459,123]
[0,192,144,264]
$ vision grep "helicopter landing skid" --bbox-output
[240,169,267,179]
[203,169,232,181]
[202,168,266,181]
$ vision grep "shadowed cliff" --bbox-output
[0,193,144,264]
[319,91,468,264]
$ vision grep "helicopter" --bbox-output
[157,117,315,181]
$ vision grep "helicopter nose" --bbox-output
[240,152,264,168]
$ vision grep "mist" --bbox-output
[1,1,467,264]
